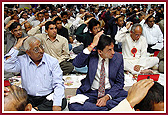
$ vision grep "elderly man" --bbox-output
[4,36,66,111]
[115,23,159,75]
[68,31,127,111]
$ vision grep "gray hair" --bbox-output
[131,23,143,33]
[23,36,41,51]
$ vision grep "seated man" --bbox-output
[111,79,164,111]
[115,23,159,75]
[28,21,74,75]
[68,31,127,111]
[4,85,32,111]
[134,81,164,111]
[4,36,66,111]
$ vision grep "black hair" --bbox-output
[45,21,56,30]
[134,82,164,111]
[53,16,62,23]
[97,34,114,51]
[88,18,100,31]
[20,11,27,18]
[9,22,21,31]
[37,12,44,17]
[146,15,154,23]
[115,15,123,22]
[61,11,68,18]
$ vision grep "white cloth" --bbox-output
[115,27,159,74]
[110,98,135,111]
[140,19,163,50]
[69,94,89,104]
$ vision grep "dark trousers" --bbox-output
[147,44,160,53]
[68,89,127,111]
[60,60,74,75]
[28,94,67,111]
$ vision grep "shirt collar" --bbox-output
[46,34,59,42]
[27,53,46,66]
[98,54,108,63]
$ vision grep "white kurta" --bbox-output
[115,27,159,74]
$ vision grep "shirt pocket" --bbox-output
[42,73,52,89]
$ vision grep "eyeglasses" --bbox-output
[32,44,44,53]
[133,32,141,37]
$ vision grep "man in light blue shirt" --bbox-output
[4,36,66,111]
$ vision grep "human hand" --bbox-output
[96,95,110,107]
[134,65,140,72]
[21,20,28,26]
[92,30,104,47]
[4,87,10,96]
[84,17,94,25]
[53,106,61,111]
[126,22,133,30]
[126,79,154,108]
[14,36,29,50]
[5,20,16,30]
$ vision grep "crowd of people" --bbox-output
[4,3,164,111]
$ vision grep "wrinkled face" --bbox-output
[24,23,32,32]
[46,24,57,38]
[27,40,44,62]
[44,13,49,19]
[153,102,164,111]
[56,20,62,30]
[147,17,155,28]
[116,17,124,27]
[11,25,22,39]
[98,43,115,59]
[38,14,44,22]
[91,24,101,35]
[131,26,142,41]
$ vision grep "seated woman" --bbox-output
[4,85,32,111]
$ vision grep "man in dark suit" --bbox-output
[68,31,127,111]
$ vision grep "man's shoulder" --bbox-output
[43,53,59,64]
[57,34,68,42]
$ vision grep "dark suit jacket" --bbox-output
[73,50,125,98]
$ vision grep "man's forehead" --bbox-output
[13,25,21,30]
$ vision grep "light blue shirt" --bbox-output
[4,48,65,106]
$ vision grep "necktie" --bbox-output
[98,59,105,98]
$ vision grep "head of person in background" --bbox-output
[11,14,19,23]
[130,23,143,41]
[134,82,164,111]
[51,10,57,18]
[54,16,63,30]
[44,11,50,21]
[4,85,32,111]
[24,22,32,33]
[20,11,28,20]
[138,12,146,22]
[88,18,100,36]
[45,21,57,39]
[37,12,44,23]
[115,15,124,27]
[146,15,155,28]
[61,11,68,24]
[9,22,23,39]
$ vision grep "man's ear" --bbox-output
[97,49,102,55]
[45,29,48,33]
[26,50,31,57]
[11,30,14,35]
[24,103,32,111]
